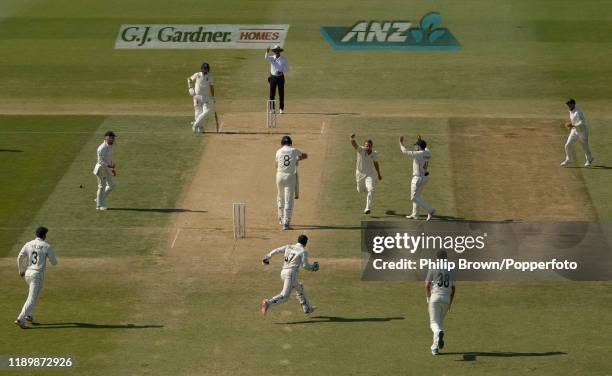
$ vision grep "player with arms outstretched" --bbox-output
[261,235,319,315]
[400,135,435,221]
[350,134,382,215]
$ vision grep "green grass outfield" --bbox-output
[2,0,612,375]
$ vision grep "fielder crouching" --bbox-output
[261,235,319,315]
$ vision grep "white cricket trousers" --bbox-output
[276,172,297,226]
[267,269,312,313]
[564,128,593,163]
[428,301,449,350]
[411,176,434,216]
[18,270,44,321]
[95,167,115,207]
[356,173,375,211]
[193,96,212,133]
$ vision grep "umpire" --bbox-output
[265,44,289,114]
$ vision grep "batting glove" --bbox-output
[312,261,319,272]
[262,256,270,265]
[189,88,196,97]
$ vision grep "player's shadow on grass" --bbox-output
[565,164,612,170]
[205,131,290,135]
[441,351,567,358]
[385,210,520,223]
[277,316,405,325]
[108,208,206,213]
[292,224,365,230]
[27,322,163,330]
[285,112,360,116]
[0,149,23,152]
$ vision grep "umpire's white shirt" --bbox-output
[265,52,289,75]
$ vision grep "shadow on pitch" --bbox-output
[291,224,364,230]
[284,112,360,116]
[0,149,23,152]
[385,210,520,223]
[441,351,567,358]
[565,164,612,170]
[276,316,405,325]
[27,322,164,330]
[204,131,290,135]
[108,208,206,213]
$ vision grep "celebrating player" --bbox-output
[93,131,117,210]
[14,227,57,329]
[350,133,382,215]
[400,135,436,221]
[260,234,319,315]
[425,250,455,355]
[187,62,216,133]
[560,98,594,167]
[275,135,308,230]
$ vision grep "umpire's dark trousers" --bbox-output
[268,74,285,110]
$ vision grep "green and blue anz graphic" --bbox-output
[321,12,460,51]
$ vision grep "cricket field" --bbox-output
[1,0,612,375]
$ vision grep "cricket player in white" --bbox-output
[350,134,382,214]
[400,135,436,221]
[261,235,319,315]
[276,136,308,230]
[15,227,57,329]
[187,62,216,133]
[425,250,455,355]
[561,99,594,167]
[93,131,116,210]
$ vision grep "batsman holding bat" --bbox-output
[260,235,319,316]
[560,98,594,167]
[187,62,216,133]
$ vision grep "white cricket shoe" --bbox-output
[431,348,440,356]
[585,157,594,167]
[560,159,572,167]
[427,209,436,221]
[406,214,418,219]
[304,306,316,315]
[364,209,371,215]
[279,109,285,114]
[14,320,27,329]
[97,206,108,211]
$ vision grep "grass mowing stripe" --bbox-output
[0,115,104,257]
[10,115,205,258]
